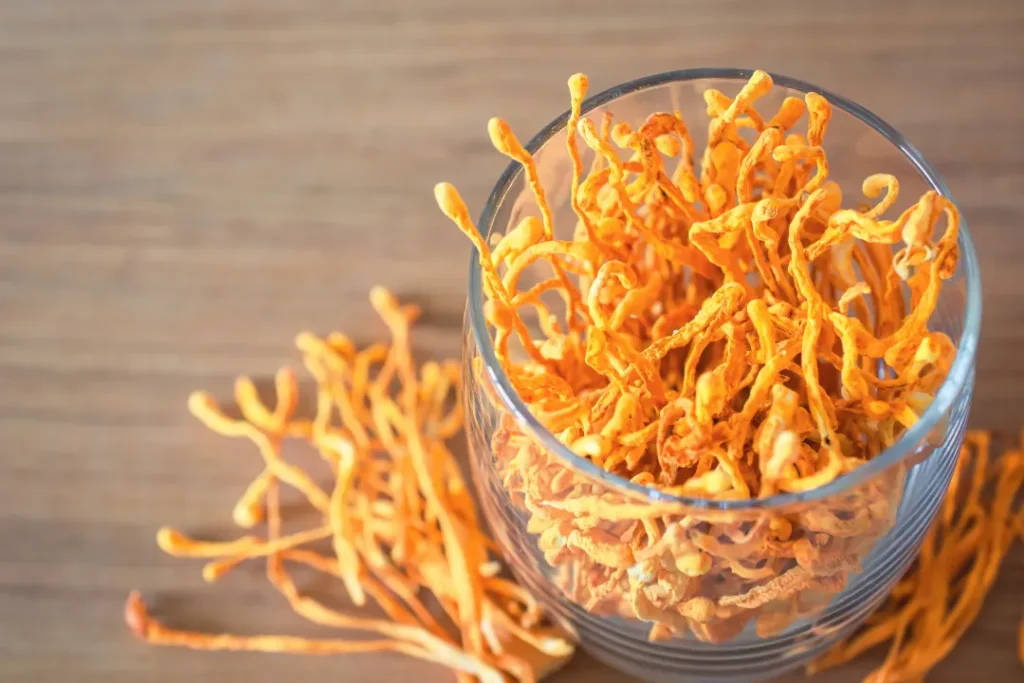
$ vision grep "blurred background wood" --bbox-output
[1,0,1022,681]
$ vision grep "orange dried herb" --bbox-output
[437,70,966,643]
[811,430,1024,681]
[125,69,1023,682]
[126,288,573,683]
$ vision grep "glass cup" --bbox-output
[461,69,980,682]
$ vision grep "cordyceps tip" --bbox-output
[233,374,255,395]
[861,173,895,198]
[749,69,774,92]
[767,97,806,131]
[368,286,398,315]
[771,145,793,163]
[433,181,463,216]
[155,526,183,551]
[487,117,524,157]
[575,115,597,140]
[322,432,357,460]
[420,360,440,382]
[539,635,575,657]
[611,121,632,147]
[326,332,356,357]
[294,331,324,356]
[752,199,779,222]
[568,73,588,98]
[232,501,263,529]
[654,134,682,157]
[486,116,508,140]
[274,365,300,396]
[124,591,149,639]
[703,88,723,108]
[434,183,482,241]
[186,391,216,415]
[805,91,829,110]
[275,364,298,380]
[201,562,227,583]
[696,370,725,395]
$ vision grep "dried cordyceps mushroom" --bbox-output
[811,430,1024,682]
[126,288,574,683]
[124,70,1021,682]
[436,70,963,643]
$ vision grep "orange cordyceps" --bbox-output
[128,71,1023,683]
[435,70,962,644]
[127,288,573,683]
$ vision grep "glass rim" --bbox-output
[466,67,982,511]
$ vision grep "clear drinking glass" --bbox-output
[461,69,980,682]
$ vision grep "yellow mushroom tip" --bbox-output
[433,181,465,218]
[487,117,520,155]
[124,591,150,638]
[155,526,184,550]
[326,334,356,358]
[568,73,588,96]
[323,433,357,459]
[539,636,575,656]
[611,121,631,141]
[861,173,894,198]
[274,365,299,386]
[368,285,393,306]
[186,391,216,414]
[201,563,225,583]
[233,375,255,393]
[232,503,263,529]
[486,116,509,138]
[576,116,597,138]
[295,331,325,355]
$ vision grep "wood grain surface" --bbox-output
[1,1,1022,681]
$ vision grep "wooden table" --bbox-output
[2,1,1022,681]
